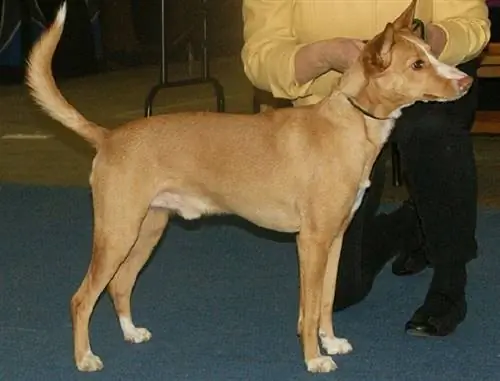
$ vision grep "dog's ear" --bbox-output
[362,23,395,72]
[393,0,417,30]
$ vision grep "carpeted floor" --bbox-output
[1,183,499,381]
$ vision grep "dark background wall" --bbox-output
[132,0,244,61]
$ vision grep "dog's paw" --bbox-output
[321,336,353,355]
[76,352,103,372]
[124,327,152,344]
[120,317,152,344]
[306,356,337,373]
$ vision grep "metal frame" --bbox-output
[144,0,225,117]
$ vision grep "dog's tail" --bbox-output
[25,3,106,149]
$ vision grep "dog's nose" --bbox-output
[457,75,473,93]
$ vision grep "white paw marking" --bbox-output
[76,351,103,372]
[120,316,152,343]
[124,327,152,343]
[321,336,353,355]
[306,356,337,373]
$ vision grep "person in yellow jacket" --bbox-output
[242,0,490,337]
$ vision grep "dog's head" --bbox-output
[342,0,472,116]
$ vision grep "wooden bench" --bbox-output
[477,42,500,78]
[473,110,500,134]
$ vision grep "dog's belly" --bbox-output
[236,209,301,233]
[150,191,300,232]
[150,192,222,220]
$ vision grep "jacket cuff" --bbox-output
[268,43,314,100]
[432,20,482,66]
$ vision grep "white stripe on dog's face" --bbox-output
[403,36,467,80]
[422,47,466,80]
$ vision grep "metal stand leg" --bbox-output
[144,0,226,117]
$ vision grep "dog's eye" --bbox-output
[411,59,425,70]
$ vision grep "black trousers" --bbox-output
[333,59,479,311]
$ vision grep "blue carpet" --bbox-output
[0,183,499,381]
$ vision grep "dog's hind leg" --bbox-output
[319,234,353,356]
[71,192,150,372]
[107,208,169,344]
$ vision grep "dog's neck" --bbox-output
[343,95,392,121]
[337,65,404,121]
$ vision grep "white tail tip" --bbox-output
[55,2,67,27]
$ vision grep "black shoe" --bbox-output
[391,245,429,276]
[405,292,467,337]
[405,263,468,337]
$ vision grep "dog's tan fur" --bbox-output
[26,0,472,374]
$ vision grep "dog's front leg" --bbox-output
[319,234,353,356]
[296,230,337,373]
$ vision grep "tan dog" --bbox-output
[26,0,472,374]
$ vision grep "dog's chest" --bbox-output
[351,179,371,214]
[349,118,395,215]
[350,119,395,215]
[378,118,396,144]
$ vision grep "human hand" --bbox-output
[324,38,366,73]
[425,24,447,57]
[295,38,365,85]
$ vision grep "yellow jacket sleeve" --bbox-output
[432,0,491,65]
[241,0,312,100]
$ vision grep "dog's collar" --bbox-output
[344,95,392,121]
